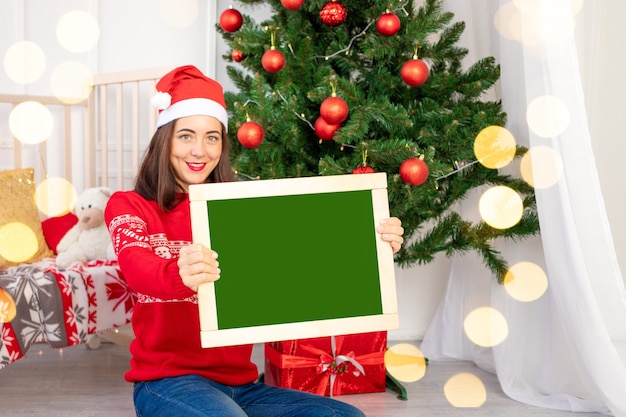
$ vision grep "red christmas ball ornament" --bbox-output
[401,58,429,87]
[314,116,340,141]
[376,12,401,37]
[400,157,429,186]
[231,49,246,62]
[320,96,348,125]
[237,121,265,149]
[319,1,347,28]
[219,8,243,33]
[352,165,375,174]
[262,49,285,73]
[281,0,304,11]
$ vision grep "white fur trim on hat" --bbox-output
[155,98,229,132]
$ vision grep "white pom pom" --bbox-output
[151,92,172,110]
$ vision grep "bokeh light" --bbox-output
[0,222,39,263]
[478,186,523,230]
[50,61,93,104]
[527,95,570,139]
[444,372,487,408]
[503,261,548,302]
[384,343,427,383]
[9,101,53,145]
[474,125,517,169]
[570,0,584,15]
[520,146,564,188]
[494,1,578,46]
[514,0,583,17]
[531,5,575,44]
[494,2,543,46]
[56,11,100,53]
[159,0,198,28]
[0,288,17,323]
[35,177,78,217]
[493,2,518,41]
[3,41,46,84]
[496,0,581,46]
[464,307,509,347]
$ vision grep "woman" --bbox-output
[105,65,404,417]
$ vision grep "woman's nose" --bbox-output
[190,138,205,156]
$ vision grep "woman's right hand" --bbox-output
[177,243,221,292]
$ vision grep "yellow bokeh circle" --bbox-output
[35,177,78,217]
[56,11,100,53]
[474,125,517,169]
[493,2,517,41]
[520,146,563,189]
[444,372,487,408]
[527,95,570,138]
[3,41,46,84]
[464,307,509,347]
[478,186,523,229]
[0,222,39,263]
[512,0,577,44]
[0,288,18,323]
[9,101,53,145]
[503,261,548,302]
[159,0,199,28]
[384,343,427,383]
[51,61,93,104]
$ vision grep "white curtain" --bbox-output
[422,1,626,415]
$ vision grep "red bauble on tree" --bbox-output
[281,0,304,11]
[262,48,285,73]
[237,121,265,149]
[376,12,401,37]
[400,157,429,186]
[401,58,429,87]
[219,8,243,33]
[352,165,375,174]
[320,96,348,125]
[314,117,340,141]
[231,49,246,62]
[319,1,347,28]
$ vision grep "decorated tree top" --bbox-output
[219,0,539,283]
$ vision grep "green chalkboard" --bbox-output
[208,190,382,329]
[190,173,399,348]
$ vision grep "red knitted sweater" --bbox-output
[104,191,257,385]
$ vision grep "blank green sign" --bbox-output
[206,190,383,330]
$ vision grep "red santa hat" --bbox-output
[151,65,228,132]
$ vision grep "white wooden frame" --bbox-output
[189,173,399,348]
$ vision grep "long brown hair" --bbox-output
[134,119,235,211]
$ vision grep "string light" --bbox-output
[311,0,411,60]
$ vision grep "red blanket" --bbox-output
[0,259,135,369]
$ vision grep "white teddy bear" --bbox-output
[55,187,116,268]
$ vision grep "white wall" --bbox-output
[1,0,624,342]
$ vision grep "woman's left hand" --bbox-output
[377,217,404,254]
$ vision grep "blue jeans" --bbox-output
[133,374,366,417]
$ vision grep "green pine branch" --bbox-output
[219,0,540,282]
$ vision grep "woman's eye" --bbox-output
[205,135,220,142]
[179,134,192,141]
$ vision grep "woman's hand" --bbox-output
[178,243,221,292]
[377,217,404,254]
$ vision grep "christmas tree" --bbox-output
[219,0,539,283]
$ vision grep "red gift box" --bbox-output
[264,331,387,397]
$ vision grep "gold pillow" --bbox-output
[0,168,53,267]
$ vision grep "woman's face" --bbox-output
[170,115,223,192]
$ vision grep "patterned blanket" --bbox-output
[0,258,135,369]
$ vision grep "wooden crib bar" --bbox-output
[87,66,171,191]
[0,93,87,186]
